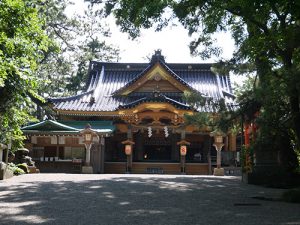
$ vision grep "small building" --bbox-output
[22,51,237,174]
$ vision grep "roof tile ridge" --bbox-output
[161,61,209,95]
[48,90,94,102]
[86,72,95,91]
[92,65,105,102]
[160,61,190,85]
[112,64,153,96]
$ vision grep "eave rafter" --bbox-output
[118,102,194,125]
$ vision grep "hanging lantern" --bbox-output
[125,144,132,155]
[180,145,187,156]
[214,135,223,144]
[85,133,92,142]
[122,139,135,156]
[177,140,190,156]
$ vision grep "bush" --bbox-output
[17,163,29,173]
[248,165,300,188]
[7,163,25,175]
[14,167,25,175]
[282,189,300,203]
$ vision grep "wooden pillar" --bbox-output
[171,133,179,161]
[180,155,186,173]
[136,131,143,161]
[228,133,237,151]
[205,135,212,175]
[122,137,134,174]
[126,154,133,173]
[224,136,228,151]
[100,137,105,173]
[181,129,186,140]
[177,138,189,175]
[127,125,132,139]
[181,130,186,174]
[56,135,59,159]
[244,123,250,147]
[127,125,132,172]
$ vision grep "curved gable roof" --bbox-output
[48,52,234,114]
[112,59,201,96]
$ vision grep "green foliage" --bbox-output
[183,90,238,133]
[101,0,300,173]
[0,0,51,148]
[104,0,171,39]
[1,0,120,145]
[240,145,254,173]
[65,3,120,94]
[17,163,29,173]
[36,1,120,99]
[7,163,25,175]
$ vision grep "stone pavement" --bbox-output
[0,174,299,225]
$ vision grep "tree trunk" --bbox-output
[290,92,300,144]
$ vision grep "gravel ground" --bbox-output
[0,174,299,225]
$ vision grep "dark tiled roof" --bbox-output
[49,57,234,113]
[112,60,200,96]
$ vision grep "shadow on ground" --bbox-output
[0,174,299,225]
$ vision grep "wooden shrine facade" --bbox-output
[22,51,237,174]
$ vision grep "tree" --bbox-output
[35,1,119,97]
[65,3,120,93]
[0,0,52,148]
[34,1,120,119]
[98,0,300,173]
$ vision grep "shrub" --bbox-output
[7,163,25,175]
[13,167,25,175]
[17,163,29,173]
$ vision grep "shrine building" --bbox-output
[22,51,237,174]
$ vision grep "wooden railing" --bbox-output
[132,162,181,174]
[185,163,209,175]
[104,162,126,174]
[104,162,209,175]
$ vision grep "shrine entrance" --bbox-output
[141,131,173,161]
[143,145,172,161]
[104,101,211,174]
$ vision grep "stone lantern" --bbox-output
[0,143,6,163]
[210,130,225,176]
[80,124,98,173]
